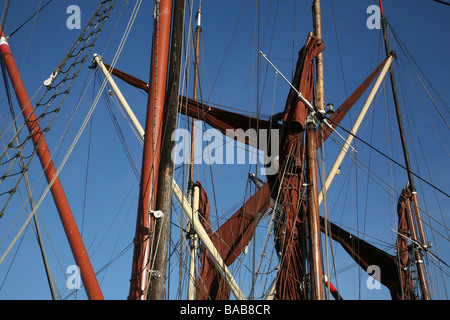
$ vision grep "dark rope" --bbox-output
[7,0,54,38]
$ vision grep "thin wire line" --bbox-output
[326,117,449,199]
[7,0,53,38]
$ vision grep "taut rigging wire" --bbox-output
[326,116,449,199]
[6,0,53,39]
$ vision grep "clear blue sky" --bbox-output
[0,0,448,300]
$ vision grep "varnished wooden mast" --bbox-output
[149,0,185,300]
[190,5,201,188]
[379,3,430,300]
[128,0,173,300]
[313,0,325,113]
[306,0,325,300]
[187,3,202,300]
[306,123,324,300]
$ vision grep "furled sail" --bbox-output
[194,181,273,300]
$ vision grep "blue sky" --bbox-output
[0,0,448,300]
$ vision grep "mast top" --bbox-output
[378,0,385,16]
[196,2,202,27]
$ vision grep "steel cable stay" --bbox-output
[87,171,138,260]
[387,20,449,126]
[387,24,449,158]
[396,57,449,156]
[318,128,341,300]
[393,61,449,236]
[80,159,139,282]
[396,64,448,228]
[60,241,135,300]
[6,0,53,40]
[95,71,141,179]
[58,186,138,299]
[327,115,449,200]
[86,0,144,297]
[99,69,145,148]
[323,82,382,298]
[0,1,117,219]
[325,127,450,293]
[330,75,386,299]
[77,1,144,273]
[326,125,449,242]
[315,78,387,299]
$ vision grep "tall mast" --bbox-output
[187,2,202,300]
[379,2,430,300]
[0,30,103,300]
[149,0,185,300]
[128,0,173,300]
[305,0,324,300]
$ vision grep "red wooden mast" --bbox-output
[0,30,103,300]
[128,0,173,300]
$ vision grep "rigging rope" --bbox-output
[0,0,117,218]
[0,0,118,267]
[387,20,449,129]
[94,70,140,179]
[326,117,449,199]
[7,0,53,39]
[327,123,450,238]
